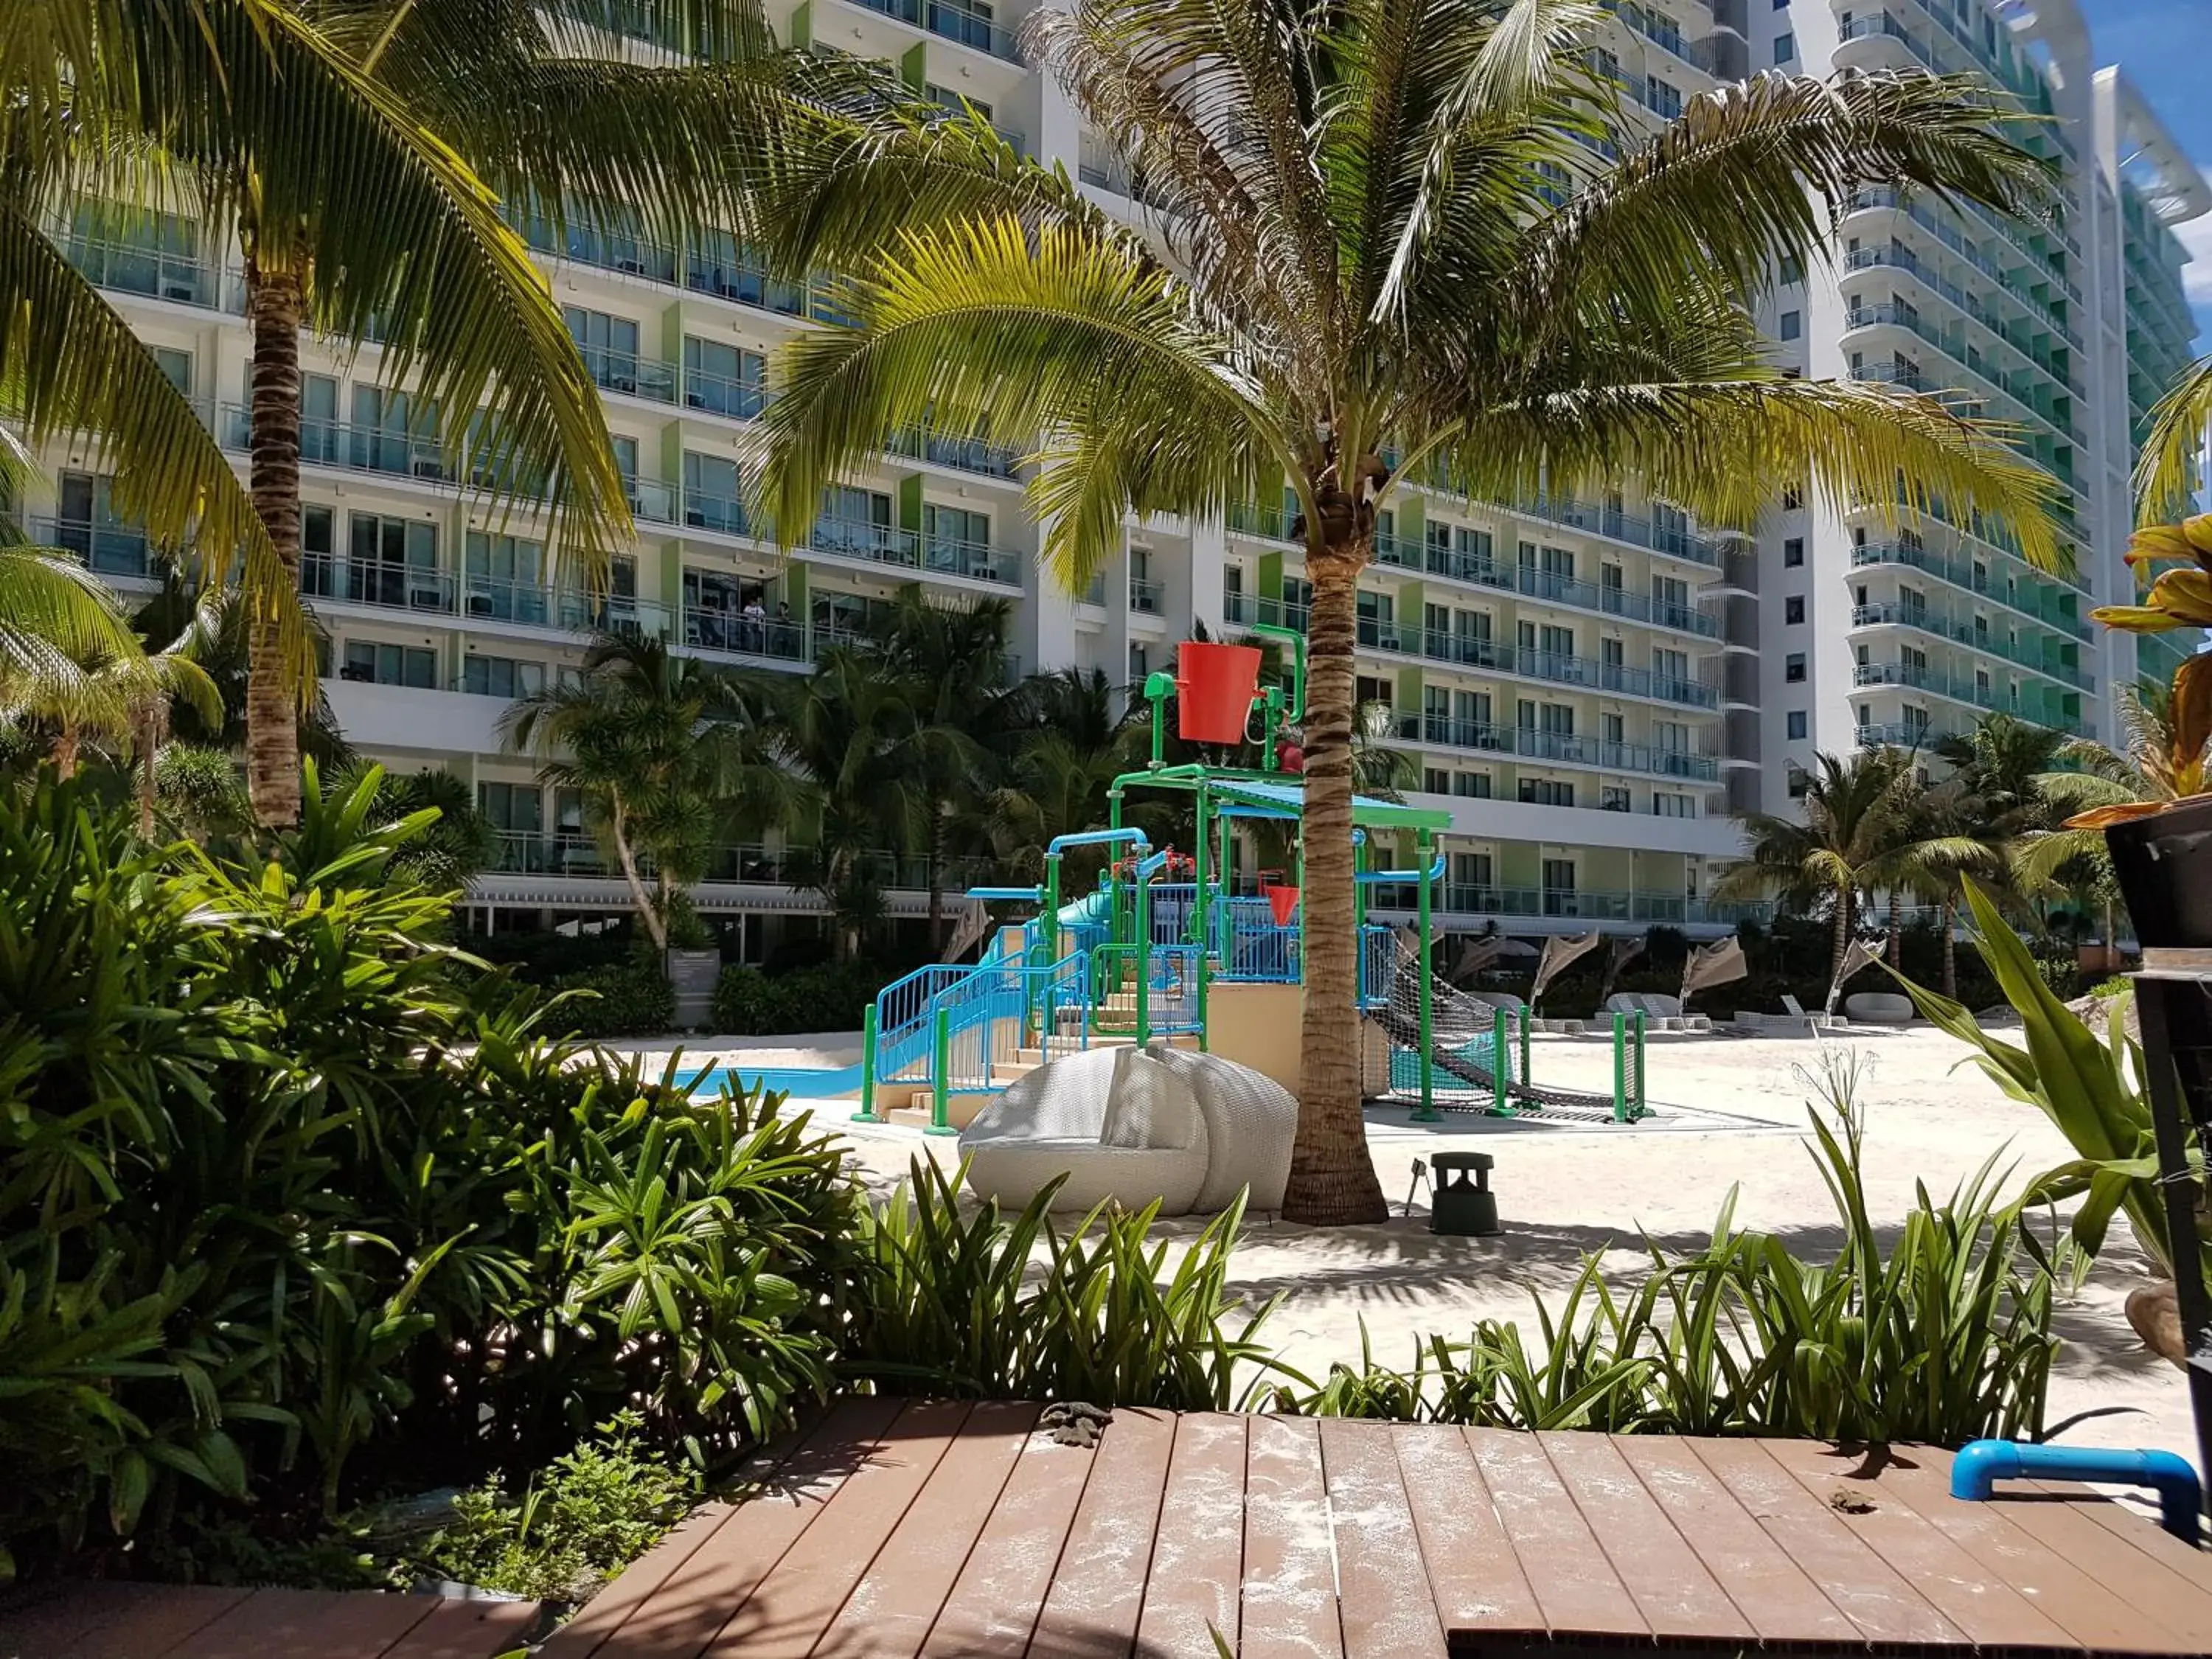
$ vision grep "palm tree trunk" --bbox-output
[1829,883,1851,990]
[1886,890,1902,967]
[608,795,666,950]
[136,697,166,839]
[53,724,79,781]
[244,254,306,829]
[1941,895,1958,1000]
[927,812,946,953]
[1281,546,1387,1226]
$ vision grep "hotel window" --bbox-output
[1783,537,1805,567]
[1779,310,1801,341]
[153,346,192,394]
[461,655,546,699]
[1785,596,1805,625]
[1784,653,1806,683]
[1787,710,1807,740]
[1781,483,1804,509]
[465,531,546,622]
[1520,778,1576,807]
[478,782,543,835]
[1787,765,1809,799]
[1128,643,1148,681]
[346,512,442,610]
[1453,773,1492,799]
[1654,792,1696,818]
[341,639,436,689]
[1773,32,1794,63]
[1425,768,1451,795]
[1600,786,1631,813]
[1601,712,1624,745]
[1778,251,1803,285]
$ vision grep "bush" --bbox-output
[1269,1051,2056,1444]
[712,961,887,1035]
[552,953,675,1036]
[400,1414,692,1603]
[0,772,862,1574]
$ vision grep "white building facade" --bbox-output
[24,0,2205,953]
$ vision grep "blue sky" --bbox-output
[2075,0,2212,342]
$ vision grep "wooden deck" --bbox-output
[0,1582,538,1659]
[537,1400,2212,1659]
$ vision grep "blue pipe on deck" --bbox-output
[1950,1440,2202,1543]
[1046,827,1150,855]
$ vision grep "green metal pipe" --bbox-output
[928,1006,957,1137]
[1135,872,1152,1047]
[1492,1004,1508,1116]
[852,1004,880,1124]
[1250,621,1307,723]
[1413,830,1437,1122]
[1612,1012,1626,1117]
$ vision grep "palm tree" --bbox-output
[1718,748,1915,995]
[866,587,1014,947]
[1881,777,2008,998]
[748,1,2061,1222]
[8,4,642,827]
[504,633,789,949]
[0,552,222,815]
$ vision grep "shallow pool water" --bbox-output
[677,1063,863,1099]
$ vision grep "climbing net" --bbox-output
[1371,939,1638,1121]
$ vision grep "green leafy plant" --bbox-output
[1895,879,2209,1286]
[712,961,890,1035]
[552,953,677,1037]
[403,1414,692,1604]
[1271,1053,2056,1444]
[846,1158,1282,1409]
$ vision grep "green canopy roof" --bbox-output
[1206,776,1452,832]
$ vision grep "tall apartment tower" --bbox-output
[1752,0,2207,815]
[18,0,2202,952]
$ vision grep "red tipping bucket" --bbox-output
[1175,641,1263,743]
[1264,885,1301,926]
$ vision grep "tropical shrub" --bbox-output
[0,774,859,1573]
[844,1158,1281,1410]
[1897,880,2210,1289]
[712,961,888,1034]
[1271,1054,2056,1444]
[552,953,677,1036]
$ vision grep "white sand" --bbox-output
[618,1023,2200,1486]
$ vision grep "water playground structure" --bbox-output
[832,629,1654,1133]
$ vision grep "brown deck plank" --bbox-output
[1133,1412,1249,1659]
[2031,1475,2212,1590]
[377,1597,543,1659]
[1461,1427,1644,1639]
[1610,1435,1858,1646]
[1239,1413,1345,1659]
[704,1398,970,1659]
[1534,1430,1752,1641]
[1388,1422,1543,1637]
[546,1398,898,1659]
[1868,1453,2205,1655]
[1993,1481,2212,1646]
[1029,1407,1177,1658]
[1319,1418,1446,1659]
[919,1418,1099,1658]
[0,1583,251,1659]
[1687,1438,1964,1646]
[1758,1440,2080,1651]
[810,1401,1040,1659]
[165,1586,436,1658]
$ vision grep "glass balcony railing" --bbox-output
[1849,541,2090,641]
[61,234,245,313]
[683,487,748,537]
[844,0,1022,62]
[222,403,459,482]
[1843,246,2080,396]
[32,515,154,579]
[1848,602,2093,692]
[573,343,680,404]
[303,555,459,615]
[886,423,1020,479]
[807,516,1022,587]
[1129,577,1164,615]
[683,366,768,420]
[1843,305,2081,449]
[1846,188,2079,323]
[1392,710,1719,781]
[1851,659,2088,732]
[1225,500,1298,543]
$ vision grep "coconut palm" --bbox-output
[7,3,657,827]
[748,0,2062,1221]
[504,632,791,948]
[1718,748,1916,995]
[866,587,1015,947]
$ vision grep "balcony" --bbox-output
[843,0,1022,62]
[684,365,769,420]
[1225,501,1299,544]
[62,233,243,313]
[1850,541,2090,641]
[1856,720,1955,750]
[1512,495,1728,568]
[32,515,153,580]
[1129,577,1164,615]
[1395,711,1720,781]
[1843,305,2081,450]
[574,343,680,405]
[1357,617,1719,708]
[807,516,1022,588]
[885,423,1020,480]
[1842,246,2080,397]
[681,608,810,666]
[1848,602,2093,693]
[1851,659,2088,732]
[683,487,749,538]
[1846,188,2079,325]
[221,402,459,484]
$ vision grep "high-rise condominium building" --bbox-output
[23,0,2205,956]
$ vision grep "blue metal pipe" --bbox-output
[1950,1439,2202,1543]
[966,886,1046,902]
[1359,855,1447,884]
[1046,827,1151,855]
[1134,849,1172,878]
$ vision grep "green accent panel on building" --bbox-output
[1497,842,1541,888]
[788,2,810,45]
[655,541,681,613]
[1396,495,1424,543]
[783,559,809,613]
[899,41,927,89]
[661,299,687,364]
[1583,846,1632,894]
[1399,579,1422,623]
[1257,550,1283,605]
[660,420,688,484]
[897,473,924,533]
[1396,665,1422,709]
